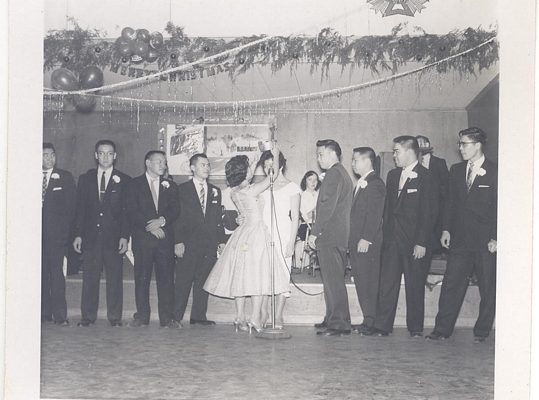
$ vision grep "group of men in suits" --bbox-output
[41,140,225,328]
[309,127,497,343]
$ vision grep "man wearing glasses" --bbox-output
[427,127,497,343]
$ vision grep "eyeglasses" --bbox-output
[457,141,478,147]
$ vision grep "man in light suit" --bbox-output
[427,127,497,343]
[73,140,131,327]
[373,136,437,337]
[173,154,226,325]
[42,143,76,325]
[308,139,354,336]
[348,147,386,335]
[126,151,180,328]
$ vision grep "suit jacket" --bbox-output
[127,174,180,251]
[348,172,386,249]
[383,163,437,251]
[42,168,76,246]
[442,158,497,251]
[174,180,226,254]
[73,168,131,250]
[311,163,353,248]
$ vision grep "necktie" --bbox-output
[466,162,474,192]
[150,178,159,212]
[42,172,48,203]
[199,184,206,215]
[99,171,106,202]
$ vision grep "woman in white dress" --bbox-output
[204,144,290,333]
[295,171,321,268]
[257,151,301,328]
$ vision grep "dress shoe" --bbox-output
[316,328,351,336]
[190,319,216,326]
[54,320,70,327]
[425,331,449,340]
[41,316,53,323]
[474,335,487,343]
[109,321,123,327]
[314,320,327,329]
[77,320,93,327]
[370,327,389,337]
[128,319,149,328]
[410,331,423,338]
[161,320,182,329]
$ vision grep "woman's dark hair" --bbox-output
[256,150,287,175]
[225,155,250,187]
[300,170,321,191]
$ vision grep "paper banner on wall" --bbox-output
[205,124,271,176]
[165,124,206,175]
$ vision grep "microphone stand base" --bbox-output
[255,328,292,340]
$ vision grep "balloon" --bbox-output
[51,68,79,91]
[116,41,133,57]
[149,32,164,49]
[73,94,96,113]
[121,27,136,41]
[136,29,151,42]
[132,40,149,59]
[145,48,159,63]
[79,66,104,89]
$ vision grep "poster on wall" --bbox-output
[205,124,272,176]
[165,124,206,175]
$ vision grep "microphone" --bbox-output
[268,167,275,176]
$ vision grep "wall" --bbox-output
[44,107,467,186]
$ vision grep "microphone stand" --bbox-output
[256,167,291,340]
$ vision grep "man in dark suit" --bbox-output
[73,140,131,327]
[348,147,386,335]
[42,143,76,325]
[308,139,353,336]
[173,154,226,325]
[416,135,449,257]
[126,150,180,328]
[373,136,437,337]
[427,127,497,343]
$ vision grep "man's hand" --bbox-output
[440,231,451,249]
[217,243,226,255]
[357,239,371,253]
[487,239,497,253]
[73,237,83,253]
[236,214,245,226]
[307,234,317,250]
[146,217,165,232]
[118,238,128,254]
[413,245,426,260]
[151,228,166,240]
[174,243,185,258]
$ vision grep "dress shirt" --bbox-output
[145,172,160,204]
[399,160,419,191]
[466,155,485,185]
[43,168,54,187]
[97,167,113,194]
[355,169,374,195]
[421,153,431,169]
[193,176,208,214]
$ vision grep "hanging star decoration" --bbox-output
[367,0,429,17]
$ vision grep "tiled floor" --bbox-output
[40,322,494,400]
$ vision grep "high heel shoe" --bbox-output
[247,321,262,334]
[233,319,248,333]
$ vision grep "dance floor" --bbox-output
[40,323,494,400]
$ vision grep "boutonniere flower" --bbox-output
[408,171,418,180]
[358,180,368,189]
[112,175,121,184]
[319,172,326,182]
[51,172,60,180]
[161,180,170,189]
[476,168,486,177]
[212,188,219,197]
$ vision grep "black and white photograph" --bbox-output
[1,0,537,399]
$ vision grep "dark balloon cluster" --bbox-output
[50,65,104,113]
[115,27,164,65]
